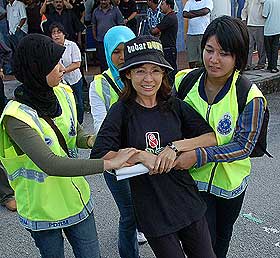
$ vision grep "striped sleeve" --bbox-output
[195,97,265,167]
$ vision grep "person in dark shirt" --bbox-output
[151,0,178,84]
[26,0,43,33]
[119,0,138,35]
[44,0,85,45]
[91,0,124,72]
[69,0,85,20]
[91,35,217,258]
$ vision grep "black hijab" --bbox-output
[13,34,65,118]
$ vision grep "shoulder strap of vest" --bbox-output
[235,74,252,114]
[177,67,205,100]
[102,72,121,97]
[43,117,70,157]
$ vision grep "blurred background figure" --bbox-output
[150,0,178,84]
[0,40,16,212]
[51,22,84,124]
[183,0,213,68]
[91,0,124,72]
[25,0,43,34]
[262,0,280,73]
[138,0,163,36]
[118,0,137,35]
[241,0,266,71]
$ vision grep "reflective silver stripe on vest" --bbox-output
[101,78,111,111]
[61,87,75,122]
[18,196,94,231]
[8,168,48,183]
[196,176,249,199]
[69,148,78,158]
[18,104,44,134]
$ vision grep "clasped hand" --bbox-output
[126,147,196,175]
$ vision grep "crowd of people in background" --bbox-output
[0,0,279,77]
[0,0,279,258]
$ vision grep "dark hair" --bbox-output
[49,22,67,36]
[201,15,249,72]
[119,65,171,105]
[148,0,159,5]
[164,0,174,9]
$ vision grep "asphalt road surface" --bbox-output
[0,85,279,257]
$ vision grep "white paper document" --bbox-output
[115,164,149,181]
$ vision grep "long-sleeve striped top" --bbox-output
[195,97,265,167]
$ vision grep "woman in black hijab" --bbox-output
[0,34,137,258]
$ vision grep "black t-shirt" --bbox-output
[26,3,42,34]
[119,0,137,34]
[157,11,178,48]
[45,9,85,42]
[91,97,213,237]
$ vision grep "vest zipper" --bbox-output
[207,162,218,193]
[205,104,217,193]
[206,104,211,122]
[71,178,90,215]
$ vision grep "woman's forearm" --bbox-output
[5,116,104,176]
[64,61,81,73]
[173,132,217,152]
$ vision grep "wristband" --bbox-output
[167,142,178,153]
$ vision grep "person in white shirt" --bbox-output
[183,0,213,68]
[241,0,266,70]
[51,22,84,124]
[211,0,231,21]
[6,0,28,35]
[262,0,280,73]
[6,0,27,55]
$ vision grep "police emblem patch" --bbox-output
[217,113,233,136]
[44,136,53,146]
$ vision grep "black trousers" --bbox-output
[163,47,177,86]
[200,191,246,258]
[147,216,216,258]
[264,34,280,70]
[96,41,108,73]
[0,77,6,114]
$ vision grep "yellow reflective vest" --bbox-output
[175,70,266,199]
[94,69,120,111]
[0,84,93,230]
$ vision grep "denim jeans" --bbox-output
[236,0,245,18]
[0,32,12,75]
[200,190,246,258]
[104,172,139,258]
[70,78,84,124]
[6,29,27,52]
[27,212,101,258]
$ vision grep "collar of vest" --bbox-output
[198,71,238,104]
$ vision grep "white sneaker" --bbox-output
[136,230,147,245]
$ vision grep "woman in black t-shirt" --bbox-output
[91,35,217,258]
[118,0,138,35]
